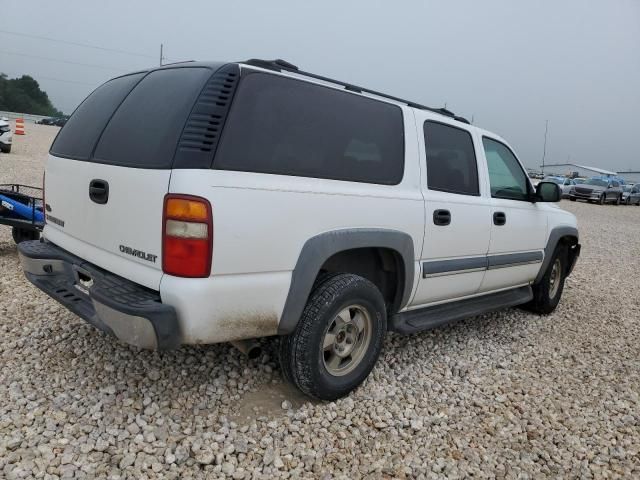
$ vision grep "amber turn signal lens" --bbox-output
[165,198,209,221]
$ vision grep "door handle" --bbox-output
[89,179,109,204]
[433,209,451,226]
[493,211,506,226]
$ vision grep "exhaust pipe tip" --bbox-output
[230,339,262,359]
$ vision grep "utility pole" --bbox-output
[159,43,164,66]
[541,119,549,174]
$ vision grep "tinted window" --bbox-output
[483,137,530,201]
[214,73,404,185]
[50,73,144,160]
[93,68,211,168]
[423,121,479,196]
[611,181,619,187]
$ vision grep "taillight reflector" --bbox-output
[162,194,212,278]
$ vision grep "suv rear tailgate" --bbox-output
[45,66,216,290]
[44,158,171,289]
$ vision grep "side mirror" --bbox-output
[535,181,561,202]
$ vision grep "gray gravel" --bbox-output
[2,125,640,479]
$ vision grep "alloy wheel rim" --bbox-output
[549,258,562,299]
[322,305,372,377]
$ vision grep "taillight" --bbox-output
[42,172,46,225]
[162,194,213,277]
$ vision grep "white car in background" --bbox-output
[0,117,12,153]
[543,176,575,198]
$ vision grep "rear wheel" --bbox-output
[0,143,10,154]
[522,244,568,315]
[569,196,576,202]
[279,273,386,400]
[12,227,40,244]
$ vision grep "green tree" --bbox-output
[0,73,63,116]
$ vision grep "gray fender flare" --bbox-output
[534,226,579,284]
[278,229,415,334]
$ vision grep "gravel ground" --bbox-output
[1,124,640,479]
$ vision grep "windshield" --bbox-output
[586,179,608,187]
[543,177,563,185]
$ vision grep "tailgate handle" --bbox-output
[89,179,109,204]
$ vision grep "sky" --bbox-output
[1,0,639,171]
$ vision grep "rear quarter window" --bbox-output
[213,72,404,185]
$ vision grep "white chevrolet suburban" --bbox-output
[19,59,580,400]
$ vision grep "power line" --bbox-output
[0,50,128,72]
[0,29,155,59]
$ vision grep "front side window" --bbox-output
[611,181,619,188]
[214,73,404,185]
[483,137,530,201]
[423,121,479,196]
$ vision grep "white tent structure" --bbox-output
[540,163,618,176]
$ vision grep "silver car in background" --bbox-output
[543,176,575,198]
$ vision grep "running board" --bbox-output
[390,286,533,335]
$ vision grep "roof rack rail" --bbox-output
[242,58,470,124]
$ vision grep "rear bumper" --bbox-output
[18,240,180,349]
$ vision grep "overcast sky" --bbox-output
[2,0,639,171]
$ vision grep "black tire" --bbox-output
[522,244,568,315]
[615,195,621,205]
[11,227,40,244]
[0,143,10,154]
[598,194,605,205]
[569,197,576,202]
[626,197,631,205]
[279,273,386,400]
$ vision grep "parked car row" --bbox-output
[36,116,68,127]
[569,178,640,205]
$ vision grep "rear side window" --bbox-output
[214,73,404,185]
[424,121,479,196]
[50,73,144,160]
[93,67,212,168]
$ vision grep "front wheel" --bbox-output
[0,143,11,154]
[599,194,606,205]
[522,244,568,315]
[615,195,621,205]
[279,273,386,400]
[569,196,576,202]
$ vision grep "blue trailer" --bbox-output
[0,184,44,244]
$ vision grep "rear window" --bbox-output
[213,72,404,185]
[93,67,212,168]
[50,73,144,160]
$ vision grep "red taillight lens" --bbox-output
[162,194,212,277]
[42,171,46,224]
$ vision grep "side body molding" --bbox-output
[277,229,415,334]
[534,226,579,284]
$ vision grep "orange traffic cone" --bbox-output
[15,118,25,135]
